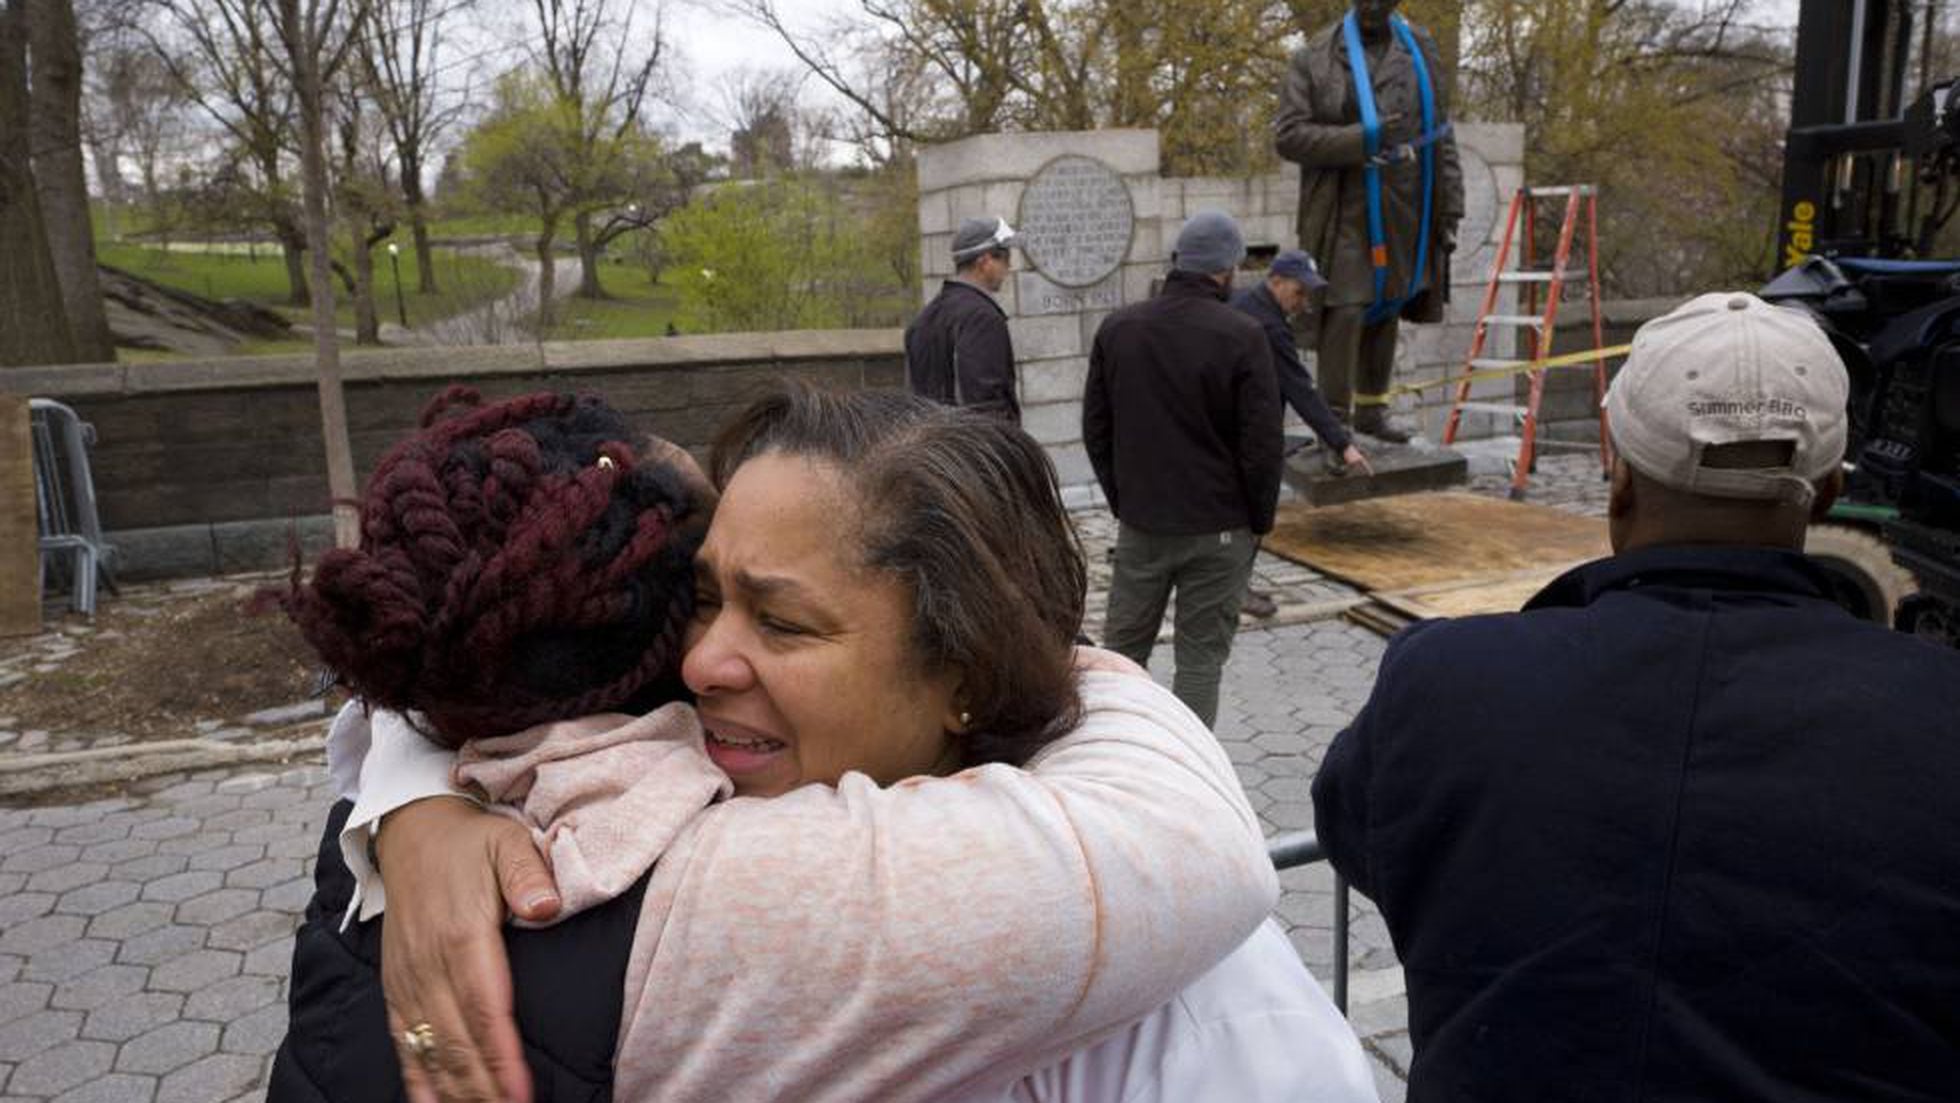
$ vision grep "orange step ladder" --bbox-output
[1442,184,1612,498]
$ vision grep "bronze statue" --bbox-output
[1275,0,1463,443]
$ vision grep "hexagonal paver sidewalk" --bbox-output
[0,766,333,1103]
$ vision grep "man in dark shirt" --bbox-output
[903,216,1020,424]
[1314,292,1960,1100]
[1084,211,1283,725]
[1230,250,1370,619]
[1231,250,1372,475]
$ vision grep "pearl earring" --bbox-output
[958,710,972,727]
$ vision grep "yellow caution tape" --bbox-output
[1354,342,1634,403]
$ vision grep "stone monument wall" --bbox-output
[916,123,1526,503]
[917,130,1165,500]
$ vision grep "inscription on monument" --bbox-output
[1017,155,1134,288]
[1015,270,1121,318]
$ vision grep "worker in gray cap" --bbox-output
[903,216,1021,423]
[1084,210,1283,725]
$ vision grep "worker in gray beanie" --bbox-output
[1172,210,1247,274]
[1083,210,1283,725]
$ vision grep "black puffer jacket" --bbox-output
[267,801,649,1102]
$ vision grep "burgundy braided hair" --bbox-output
[281,386,706,749]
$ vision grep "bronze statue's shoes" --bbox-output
[1353,408,1414,444]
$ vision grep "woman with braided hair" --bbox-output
[285,387,706,750]
[272,386,1373,1103]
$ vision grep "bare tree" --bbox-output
[358,0,469,294]
[276,0,372,548]
[28,0,112,360]
[528,0,671,301]
[332,83,398,344]
[1,0,77,367]
[723,0,1289,174]
[150,0,312,306]
[87,45,192,238]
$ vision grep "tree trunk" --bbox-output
[277,222,312,308]
[574,208,603,299]
[26,0,112,361]
[401,151,437,294]
[0,0,75,367]
[351,227,379,345]
[535,224,557,331]
[280,0,359,549]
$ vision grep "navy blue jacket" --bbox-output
[268,800,647,1102]
[1315,545,1960,1102]
[1229,282,1352,453]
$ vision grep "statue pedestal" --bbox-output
[1282,433,1467,507]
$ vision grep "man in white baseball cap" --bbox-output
[1313,291,1960,1099]
[903,216,1022,424]
[1605,290,1846,525]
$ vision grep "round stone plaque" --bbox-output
[1016,155,1135,288]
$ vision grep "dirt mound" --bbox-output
[1,583,327,742]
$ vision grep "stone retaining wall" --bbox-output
[2,332,903,579]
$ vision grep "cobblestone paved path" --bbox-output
[0,455,1610,1101]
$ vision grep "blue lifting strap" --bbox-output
[1343,10,1440,326]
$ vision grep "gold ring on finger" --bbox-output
[401,1021,438,1065]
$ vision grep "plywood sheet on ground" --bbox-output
[1263,492,1608,597]
[1373,568,1576,620]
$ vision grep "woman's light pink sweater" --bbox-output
[448,670,1277,1102]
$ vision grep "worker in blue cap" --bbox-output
[1230,249,1371,618]
[1231,250,1372,474]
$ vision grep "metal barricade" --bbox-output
[30,399,115,616]
[1267,830,1351,1013]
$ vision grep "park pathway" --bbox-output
[387,242,582,347]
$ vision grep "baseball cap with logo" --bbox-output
[1604,291,1847,506]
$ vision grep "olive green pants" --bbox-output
[1100,523,1258,728]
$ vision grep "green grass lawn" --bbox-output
[535,260,685,340]
[97,242,520,332]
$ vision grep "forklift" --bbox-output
[1766,0,1960,644]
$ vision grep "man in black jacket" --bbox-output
[1084,211,1283,726]
[1314,292,1960,1100]
[904,216,1020,424]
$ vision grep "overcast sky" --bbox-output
[663,0,854,151]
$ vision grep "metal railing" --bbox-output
[1266,830,1351,1013]
[31,399,115,616]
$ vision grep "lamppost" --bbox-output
[387,242,408,327]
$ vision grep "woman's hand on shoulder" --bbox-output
[376,796,560,1103]
[1072,645,1148,678]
